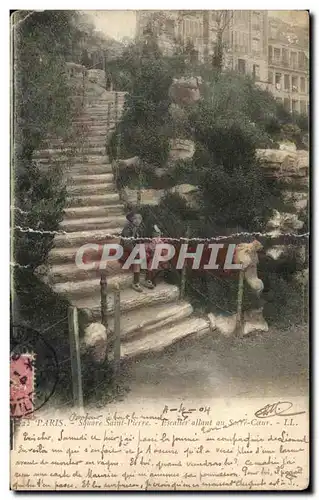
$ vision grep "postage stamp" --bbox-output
[10,353,35,418]
[10,325,59,418]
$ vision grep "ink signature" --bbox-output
[255,401,306,419]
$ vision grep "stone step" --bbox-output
[48,247,80,265]
[34,146,106,158]
[66,192,120,207]
[82,108,122,114]
[74,282,180,322]
[67,173,114,184]
[52,273,132,298]
[84,109,123,116]
[45,139,107,149]
[35,155,110,165]
[82,104,122,109]
[48,259,123,283]
[79,118,119,125]
[84,95,125,101]
[64,203,123,219]
[81,136,109,143]
[76,146,107,156]
[85,98,124,103]
[121,315,210,359]
[66,182,115,195]
[74,128,109,137]
[68,164,113,175]
[84,104,124,110]
[109,301,193,342]
[48,243,121,265]
[33,147,77,157]
[60,214,126,232]
[82,112,123,118]
[54,227,121,247]
[48,245,109,265]
[88,97,125,103]
[73,118,119,125]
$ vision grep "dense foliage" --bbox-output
[112,35,307,323]
[12,11,84,272]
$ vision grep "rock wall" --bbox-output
[167,77,200,161]
[256,148,308,261]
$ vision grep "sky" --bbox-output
[86,10,308,41]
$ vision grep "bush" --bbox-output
[14,162,66,269]
[108,34,174,167]
[263,273,307,328]
[140,192,198,239]
[12,11,83,274]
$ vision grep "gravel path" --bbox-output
[121,324,309,401]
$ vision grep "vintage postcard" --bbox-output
[10,9,309,491]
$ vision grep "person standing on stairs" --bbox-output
[120,211,156,293]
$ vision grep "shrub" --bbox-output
[13,161,66,269]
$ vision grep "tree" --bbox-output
[211,11,233,72]
[109,32,174,166]
[12,11,88,270]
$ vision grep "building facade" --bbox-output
[136,11,309,115]
[267,18,309,114]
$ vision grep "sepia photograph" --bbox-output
[10,9,309,491]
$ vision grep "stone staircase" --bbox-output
[36,83,210,360]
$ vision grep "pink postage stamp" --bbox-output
[10,353,35,418]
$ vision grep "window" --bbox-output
[253,64,260,81]
[243,33,249,52]
[305,54,309,70]
[274,47,281,62]
[190,20,200,38]
[284,74,290,91]
[300,100,307,114]
[292,100,298,112]
[165,19,175,36]
[238,58,246,74]
[276,97,283,105]
[237,10,249,24]
[292,76,298,92]
[300,77,305,93]
[291,51,297,69]
[298,51,306,70]
[252,38,261,56]
[282,48,288,66]
[268,71,273,84]
[252,11,261,31]
[184,19,190,36]
[268,45,273,62]
[233,31,238,50]
[275,72,282,89]
[283,98,290,112]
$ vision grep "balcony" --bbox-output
[268,57,281,66]
[269,58,307,72]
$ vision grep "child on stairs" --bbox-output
[120,211,156,293]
